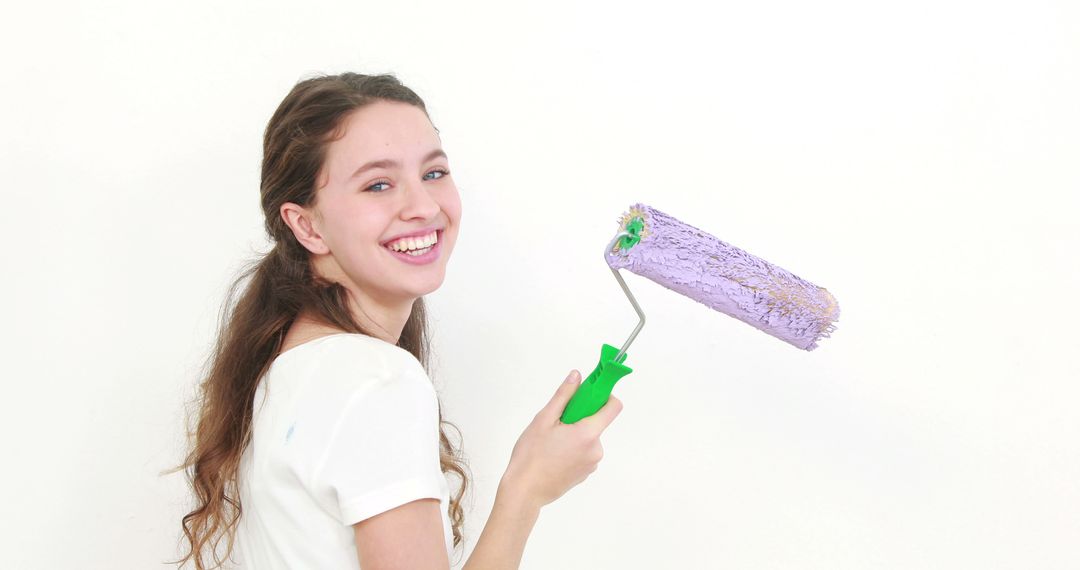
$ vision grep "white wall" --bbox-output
[1,0,1077,568]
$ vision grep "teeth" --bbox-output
[387,231,438,251]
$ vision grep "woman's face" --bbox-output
[302,100,461,307]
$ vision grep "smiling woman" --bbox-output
[282,97,463,336]
[165,72,470,570]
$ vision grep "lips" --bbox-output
[383,230,443,264]
[380,226,444,247]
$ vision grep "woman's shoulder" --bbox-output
[280,333,427,386]
[300,336,435,414]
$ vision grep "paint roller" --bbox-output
[560,203,841,424]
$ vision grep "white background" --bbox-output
[1,0,1077,568]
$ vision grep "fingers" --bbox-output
[536,371,625,431]
[578,395,623,433]
[537,370,581,423]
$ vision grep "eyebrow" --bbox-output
[349,148,448,179]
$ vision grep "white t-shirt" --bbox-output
[235,333,454,569]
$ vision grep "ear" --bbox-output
[280,202,331,255]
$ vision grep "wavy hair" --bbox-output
[163,72,470,569]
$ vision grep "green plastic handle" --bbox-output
[560,343,633,424]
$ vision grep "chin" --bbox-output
[407,276,446,298]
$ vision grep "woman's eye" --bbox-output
[365,169,449,193]
[425,168,450,181]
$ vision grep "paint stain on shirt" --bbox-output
[285,422,296,443]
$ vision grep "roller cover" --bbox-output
[605,203,840,350]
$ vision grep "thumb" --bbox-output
[538,370,581,422]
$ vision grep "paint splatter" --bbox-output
[285,423,296,443]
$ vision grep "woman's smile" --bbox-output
[382,229,444,265]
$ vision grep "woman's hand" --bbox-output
[500,370,624,510]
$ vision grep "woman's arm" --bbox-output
[462,474,542,570]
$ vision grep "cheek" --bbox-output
[442,190,463,223]
[343,204,390,239]
[326,216,383,262]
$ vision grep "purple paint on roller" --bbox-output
[606,203,840,350]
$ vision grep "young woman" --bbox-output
[169,72,624,570]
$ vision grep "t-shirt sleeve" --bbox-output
[311,357,445,526]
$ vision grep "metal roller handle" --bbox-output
[605,231,646,362]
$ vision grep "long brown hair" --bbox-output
[163,72,470,570]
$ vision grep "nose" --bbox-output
[399,178,441,222]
